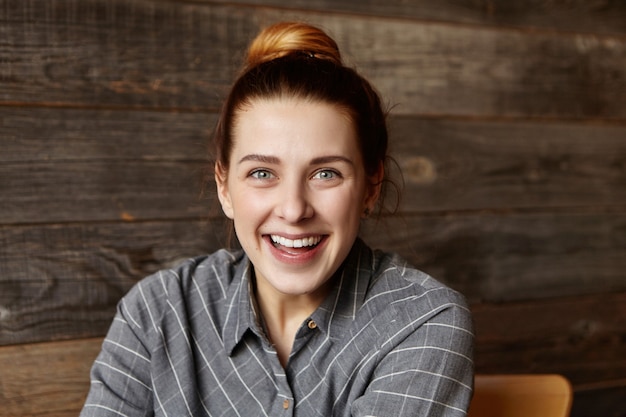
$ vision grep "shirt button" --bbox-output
[307,320,317,329]
[283,399,290,409]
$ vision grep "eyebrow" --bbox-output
[239,154,280,164]
[239,154,355,166]
[310,155,355,166]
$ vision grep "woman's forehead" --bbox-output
[231,98,359,157]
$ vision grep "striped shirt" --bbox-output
[81,238,474,416]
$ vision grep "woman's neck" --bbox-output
[253,277,331,367]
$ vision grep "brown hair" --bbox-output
[245,22,342,70]
[213,21,395,212]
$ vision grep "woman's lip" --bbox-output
[264,235,328,263]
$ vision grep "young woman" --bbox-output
[81,22,474,416]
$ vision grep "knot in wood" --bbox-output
[403,156,437,185]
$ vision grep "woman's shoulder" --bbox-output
[347,243,473,358]
[368,247,470,314]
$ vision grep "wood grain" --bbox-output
[1,1,625,119]
[0,159,211,223]
[1,0,625,414]
[389,117,626,212]
[0,337,101,417]
[2,211,624,344]
[0,107,214,163]
[201,0,626,35]
[3,108,625,225]
[362,211,626,302]
[473,292,626,417]
[0,107,216,224]
[0,219,231,345]
[571,384,626,417]
[472,292,626,385]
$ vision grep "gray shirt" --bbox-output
[81,238,474,416]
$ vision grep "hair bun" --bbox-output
[245,22,342,70]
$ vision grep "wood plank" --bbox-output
[472,293,626,417]
[3,108,625,224]
[471,292,626,387]
[202,0,626,36]
[2,210,624,344]
[389,117,626,212]
[0,219,230,345]
[0,339,98,416]
[571,384,626,417]
[0,107,214,163]
[0,107,216,224]
[0,159,211,223]
[361,211,626,303]
[2,1,625,119]
[0,0,252,110]
[0,337,102,416]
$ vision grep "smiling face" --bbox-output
[215,98,381,302]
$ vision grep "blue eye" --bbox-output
[250,170,274,180]
[313,170,339,180]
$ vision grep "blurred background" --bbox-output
[1,1,625,415]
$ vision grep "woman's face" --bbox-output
[216,98,380,300]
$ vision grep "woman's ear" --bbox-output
[363,162,384,216]
[215,162,235,219]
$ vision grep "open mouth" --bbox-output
[270,235,322,249]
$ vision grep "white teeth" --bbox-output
[270,235,321,248]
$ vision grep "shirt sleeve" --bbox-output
[80,290,155,417]
[351,299,474,417]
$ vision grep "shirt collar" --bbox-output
[223,238,375,355]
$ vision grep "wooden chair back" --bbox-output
[469,374,573,417]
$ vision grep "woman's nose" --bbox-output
[275,181,314,223]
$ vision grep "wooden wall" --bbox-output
[1,1,625,415]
